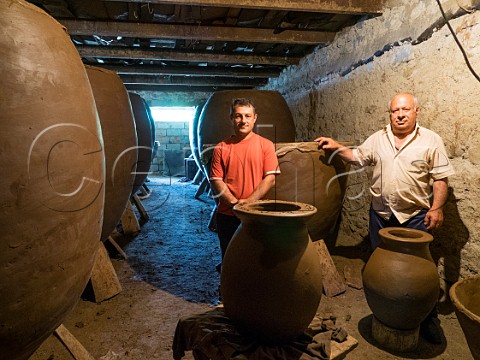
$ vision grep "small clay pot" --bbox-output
[362,227,440,330]
[221,200,322,343]
[450,276,480,360]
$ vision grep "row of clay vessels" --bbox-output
[0,2,155,359]
[190,89,350,242]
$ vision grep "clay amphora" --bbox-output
[128,92,155,194]
[266,142,350,241]
[0,2,105,359]
[450,276,480,360]
[197,90,295,175]
[86,66,138,241]
[362,227,440,330]
[221,200,323,343]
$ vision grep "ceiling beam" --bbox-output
[125,84,253,92]
[76,45,301,66]
[60,19,335,45]
[101,0,383,15]
[120,74,267,87]
[100,64,281,77]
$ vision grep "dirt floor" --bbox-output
[31,176,473,360]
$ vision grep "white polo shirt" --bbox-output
[352,124,455,223]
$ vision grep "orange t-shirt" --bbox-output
[209,133,280,216]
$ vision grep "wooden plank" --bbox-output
[100,64,281,78]
[90,242,123,303]
[106,235,128,260]
[75,45,301,66]
[132,194,149,222]
[61,19,335,45]
[102,0,384,15]
[120,74,268,87]
[313,240,346,297]
[54,324,95,360]
[120,200,140,235]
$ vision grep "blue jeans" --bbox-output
[369,207,429,250]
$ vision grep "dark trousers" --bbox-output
[369,207,429,250]
[216,212,241,260]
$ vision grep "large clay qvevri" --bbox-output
[266,142,349,241]
[128,92,155,194]
[0,2,105,359]
[197,90,295,174]
[221,200,322,343]
[362,227,439,330]
[86,66,137,241]
[450,276,480,359]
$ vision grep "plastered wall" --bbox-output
[263,0,480,281]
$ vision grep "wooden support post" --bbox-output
[132,193,149,222]
[106,235,128,260]
[371,315,419,352]
[192,168,204,185]
[312,240,346,297]
[138,183,152,200]
[89,242,122,303]
[194,176,209,199]
[120,200,140,235]
[54,324,95,360]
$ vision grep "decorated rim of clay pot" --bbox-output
[378,227,433,243]
[233,199,317,218]
[449,276,480,322]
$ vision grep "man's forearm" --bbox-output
[431,178,449,211]
[210,180,238,207]
[245,174,276,202]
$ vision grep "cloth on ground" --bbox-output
[172,307,348,360]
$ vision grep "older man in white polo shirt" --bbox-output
[314,92,454,344]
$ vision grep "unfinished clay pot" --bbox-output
[189,101,206,172]
[221,200,322,343]
[86,66,138,241]
[450,276,480,360]
[266,142,349,241]
[128,92,155,194]
[197,90,295,175]
[0,2,105,359]
[362,227,439,330]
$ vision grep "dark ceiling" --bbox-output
[28,0,384,93]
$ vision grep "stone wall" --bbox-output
[263,0,480,280]
[150,121,191,177]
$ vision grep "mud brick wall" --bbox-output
[150,121,191,177]
[263,0,480,281]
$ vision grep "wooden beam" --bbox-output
[120,74,267,87]
[76,45,301,66]
[125,84,253,92]
[60,19,335,45]
[101,0,384,15]
[100,64,280,77]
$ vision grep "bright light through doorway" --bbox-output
[149,106,196,122]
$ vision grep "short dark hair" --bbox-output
[230,98,256,115]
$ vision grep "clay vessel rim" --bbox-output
[233,200,317,218]
[379,227,433,243]
[449,276,480,322]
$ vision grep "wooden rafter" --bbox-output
[100,64,281,77]
[101,0,383,15]
[120,74,268,86]
[60,19,336,45]
[76,45,301,66]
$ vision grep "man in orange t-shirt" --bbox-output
[209,98,280,261]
